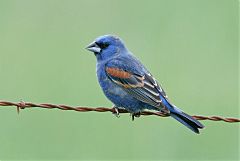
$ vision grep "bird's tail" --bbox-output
[168,105,204,134]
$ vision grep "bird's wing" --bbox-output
[105,57,168,108]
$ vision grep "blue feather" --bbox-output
[86,35,205,133]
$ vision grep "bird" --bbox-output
[86,35,204,134]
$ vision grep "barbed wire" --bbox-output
[0,100,239,123]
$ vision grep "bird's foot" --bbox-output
[112,106,120,118]
[160,106,170,115]
[131,112,141,121]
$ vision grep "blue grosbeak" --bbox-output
[86,35,204,134]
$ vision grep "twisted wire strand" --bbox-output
[0,100,239,122]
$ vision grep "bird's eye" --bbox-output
[97,42,109,49]
[102,43,109,49]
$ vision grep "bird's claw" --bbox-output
[131,112,141,121]
[160,106,170,115]
[112,106,120,118]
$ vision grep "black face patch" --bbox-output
[96,42,109,49]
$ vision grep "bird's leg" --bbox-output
[112,106,120,118]
[160,106,170,115]
[131,112,141,121]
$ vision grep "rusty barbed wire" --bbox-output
[0,100,239,122]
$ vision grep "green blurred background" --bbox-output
[0,0,238,160]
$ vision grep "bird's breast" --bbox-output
[96,63,128,99]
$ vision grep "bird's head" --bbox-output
[86,35,127,61]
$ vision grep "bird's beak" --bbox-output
[85,41,101,53]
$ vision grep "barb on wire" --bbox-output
[0,100,239,123]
